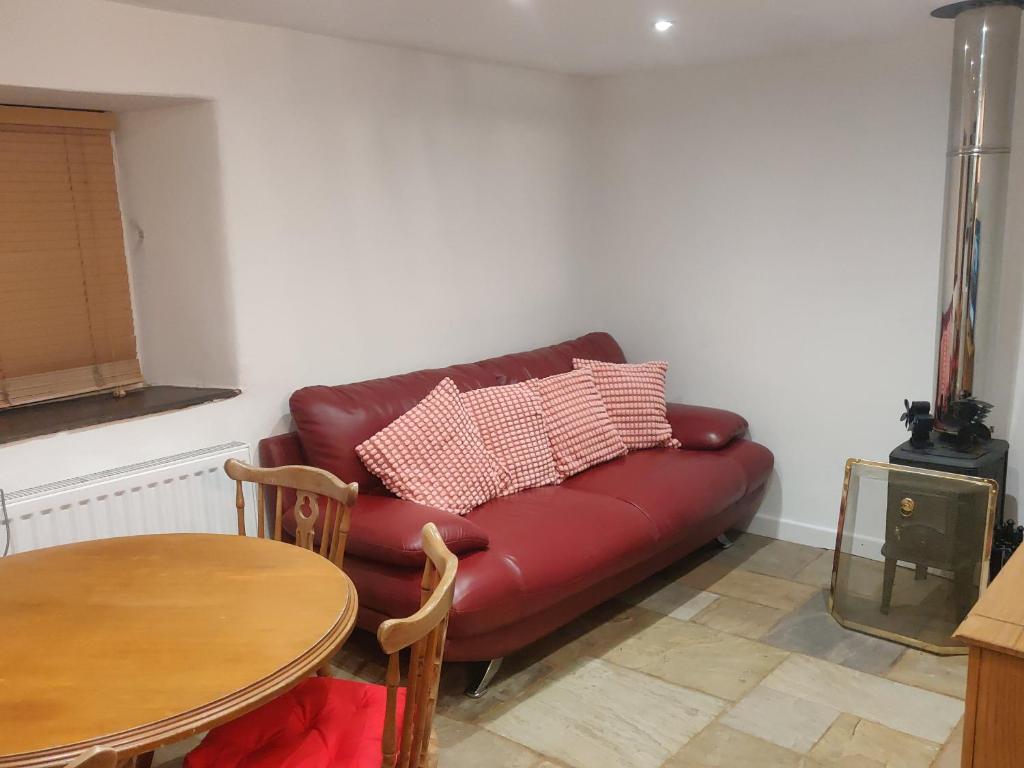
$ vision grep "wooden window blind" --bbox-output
[0,105,142,409]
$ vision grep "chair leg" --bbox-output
[464,658,503,699]
[881,557,897,615]
[715,533,733,550]
[425,729,440,768]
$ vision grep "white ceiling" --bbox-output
[110,0,945,75]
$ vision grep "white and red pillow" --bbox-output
[355,378,510,515]
[460,382,560,494]
[528,368,627,478]
[573,359,679,451]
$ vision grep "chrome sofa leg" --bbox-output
[715,533,733,549]
[464,657,504,699]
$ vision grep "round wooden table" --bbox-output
[0,533,358,767]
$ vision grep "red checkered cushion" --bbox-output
[573,358,680,451]
[528,368,627,478]
[460,382,560,494]
[356,378,510,515]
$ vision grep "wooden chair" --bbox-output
[66,747,118,768]
[183,523,458,768]
[379,522,459,768]
[223,459,358,569]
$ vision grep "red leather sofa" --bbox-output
[260,333,773,693]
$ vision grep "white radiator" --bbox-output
[1,442,255,556]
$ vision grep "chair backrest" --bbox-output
[378,523,458,768]
[65,747,117,768]
[223,459,358,569]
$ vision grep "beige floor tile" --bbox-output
[809,713,939,768]
[794,550,836,589]
[619,578,720,620]
[884,649,967,699]
[835,556,947,604]
[683,567,819,612]
[435,714,551,768]
[595,612,790,701]
[931,718,964,768]
[437,656,558,725]
[485,657,725,768]
[153,732,204,767]
[761,655,963,743]
[541,603,666,669]
[724,535,827,581]
[664,723,815,767]
[329,628,387,682]
[674,557,739,592]
[720,684,841,753]
[762,590,905,675]
[693,595,787,639]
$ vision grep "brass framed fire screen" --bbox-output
[829,459,997,655]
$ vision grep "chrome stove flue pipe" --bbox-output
[933,0,1023,427]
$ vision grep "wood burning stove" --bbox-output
[832,1,1024,654]
[893,0,1021,545]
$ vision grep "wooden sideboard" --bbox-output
[955,547,1024,767]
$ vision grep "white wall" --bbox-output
[4,1,1023,551]
[583,25,1024,546]
[0,0,591,491]
[116,101,239,388]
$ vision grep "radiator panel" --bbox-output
[2,442,254,555]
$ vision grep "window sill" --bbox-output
[0,386,241,446]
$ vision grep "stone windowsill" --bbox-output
[0,385,241,446]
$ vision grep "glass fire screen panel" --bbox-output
[830,460,997,654]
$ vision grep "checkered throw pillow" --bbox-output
[461,382,560,494]
[356,378,511,515]
[528,367,627,478]
[573,358,680,451]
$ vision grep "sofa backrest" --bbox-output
[289,332,626,492]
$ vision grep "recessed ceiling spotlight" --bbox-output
[654,19,675,33]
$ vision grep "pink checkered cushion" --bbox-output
[528,368,627,478]
[573,358,680,451]
[355,378,510,515]
[460,382,560,494]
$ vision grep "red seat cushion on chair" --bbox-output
[184,678,405,768]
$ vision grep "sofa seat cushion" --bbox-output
[344,486,659,639]
[561,447,750,541]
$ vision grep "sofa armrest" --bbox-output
[349,495,490,568]
[667,402,748,450]
[258,431,307,468]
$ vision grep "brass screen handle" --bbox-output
[900,497,916,518]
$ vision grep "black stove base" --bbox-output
[889,438,1009,524]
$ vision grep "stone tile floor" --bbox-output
[154,532,967,768]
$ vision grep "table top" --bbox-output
[0,533,357,767]
[956,545,1024,657]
